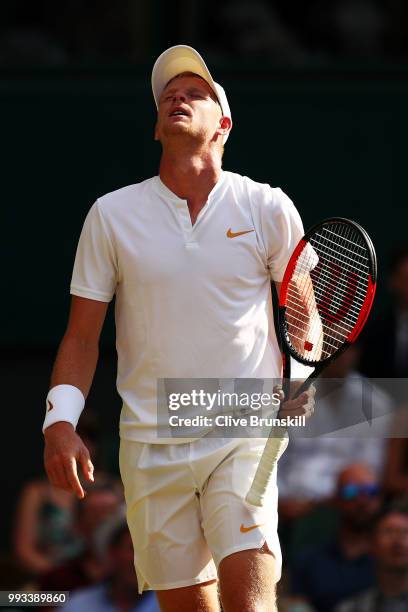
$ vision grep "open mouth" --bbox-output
[169,107,190,118]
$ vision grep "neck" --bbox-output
[159,144,222,223]
[378,567,408,597]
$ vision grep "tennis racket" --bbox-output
[246,217,377,507]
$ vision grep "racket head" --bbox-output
[278,217,377,367]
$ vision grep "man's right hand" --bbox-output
[43,422,94,499]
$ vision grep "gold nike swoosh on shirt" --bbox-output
[240,523,265,533]
[226,228,255,239]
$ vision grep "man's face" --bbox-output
[373,513,408,571]
[155,74,225,146]
[336,466,381,528]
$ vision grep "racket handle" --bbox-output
[291,368,320,400]
[246,372,317,507]
[245,426,288,507]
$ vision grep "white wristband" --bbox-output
[43,384,85,432]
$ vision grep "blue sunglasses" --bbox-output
[339,483,380,500]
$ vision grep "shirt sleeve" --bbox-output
[70,200,118,302]
[259,187,304,282]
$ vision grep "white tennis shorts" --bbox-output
[119,436,286,592]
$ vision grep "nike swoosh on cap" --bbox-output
[227,228,255,238]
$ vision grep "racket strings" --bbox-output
[285,222,370,363]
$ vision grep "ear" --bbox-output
[217,116,232,138]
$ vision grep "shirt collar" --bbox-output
[153,170,226,204]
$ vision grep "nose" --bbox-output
[172,92,186,103]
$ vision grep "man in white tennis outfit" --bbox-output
[43,45,313,611]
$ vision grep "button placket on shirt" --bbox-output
[156,173,226,249]
[174,200,199,249]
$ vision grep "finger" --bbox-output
[308,384,316,397]
[279,406,306,418]
[280,404,313,419]
[280,396,315,418]
[289,383,316,402]
[298,392,309,403]
[282,393,309,411]
[273,386,285,403]
[47,465,73,493]
[64,457,85,499]
[79,451,94,483]
[302,404,314,420]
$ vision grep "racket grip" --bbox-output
[245,426,288,507]
[291,373,317,400]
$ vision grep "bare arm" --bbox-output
[50,295,108,393]
[44,296,109,499]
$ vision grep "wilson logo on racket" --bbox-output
[226,228,255,238]
[311,261,359,324]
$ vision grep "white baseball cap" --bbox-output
[151,44,231,142]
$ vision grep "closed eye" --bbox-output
[160,90,211,103]
[188,90,207,99]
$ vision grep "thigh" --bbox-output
[218,545,278,612]
[200,438,283,582]
[156,580,220,612]
[119,439,217,593]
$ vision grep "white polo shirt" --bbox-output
[71,171,304,443]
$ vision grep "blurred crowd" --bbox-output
[202,0,408,64]
[5,415,160,611]
[2,245,407,612]
[1,0,408,67]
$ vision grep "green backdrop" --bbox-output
[2,66,407,346]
